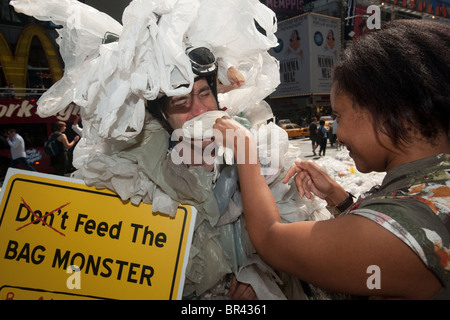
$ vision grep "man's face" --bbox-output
[164,78,217,131]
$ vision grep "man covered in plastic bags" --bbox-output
[11,0,331,299]
[146,46,287,299]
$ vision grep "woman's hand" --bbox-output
[283,160,347,206]
[213,117,255,164]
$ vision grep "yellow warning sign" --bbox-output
[0,169,196,300]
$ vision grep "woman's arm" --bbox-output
[57,133,80,149]
[213,117,442,298]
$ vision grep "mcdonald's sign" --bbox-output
[0,25,63,90]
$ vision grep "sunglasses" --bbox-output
[186,47,217,76]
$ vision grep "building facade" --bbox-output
[263,0,450,125]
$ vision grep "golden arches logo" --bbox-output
[0,25,63,90]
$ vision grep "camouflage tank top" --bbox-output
[343,153,450,299]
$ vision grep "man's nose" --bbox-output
[190,95,209,117]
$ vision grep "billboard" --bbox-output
[264,0,314,15]
[269,13,341,98]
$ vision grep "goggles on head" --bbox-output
[147,47,219,134]
[186,47,217,76]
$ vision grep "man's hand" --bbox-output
[218,67,245,93]
[226,276,257,300]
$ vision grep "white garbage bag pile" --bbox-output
[315,150,386,199]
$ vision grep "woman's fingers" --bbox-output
[282,162,302,184]
[296,170,314,199]
[284,160,332,200]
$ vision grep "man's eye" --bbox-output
[198,91,211,99]
[173,98,190,108]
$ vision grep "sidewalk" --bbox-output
[289,137,343,160]
[287,137,386,199]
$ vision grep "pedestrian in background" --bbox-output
[309,117,318,156]
[330,118,338,147]
[71,115,83,137]
[7,128,35,171]
[50,121,79,176]
[317,120,328,156]
[6,83,15,99]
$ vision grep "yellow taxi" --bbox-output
[320,116,334,131]
[281,123,309,139]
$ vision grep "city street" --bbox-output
[288,136,342,160]
[286,137,386,199]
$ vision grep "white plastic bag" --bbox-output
[12,0,281,143]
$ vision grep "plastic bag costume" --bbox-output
[11,0,334,299]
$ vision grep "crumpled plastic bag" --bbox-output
[181,110,235,164]
[188,0,278,92]
[182,110,229,139]
[256,122,289,183]
[184,221,232,296]
[213,165,239,216]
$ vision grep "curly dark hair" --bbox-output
[332,19,450,146]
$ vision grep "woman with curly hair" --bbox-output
[214,20,450,299]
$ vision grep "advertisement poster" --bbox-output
[270,14,310,97]
[264,0,314,15]
[0,169,196,300]
[309,14,341,94]
[270,13,341,98]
